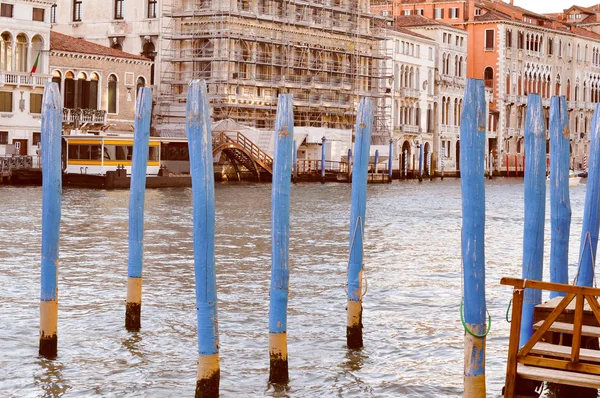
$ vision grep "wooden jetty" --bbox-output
[501,278,600,397]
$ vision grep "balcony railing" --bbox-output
[0,71,51,87]
[399,87,420,99]
[63,108,108,125]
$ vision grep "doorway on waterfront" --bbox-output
[12,139,27,156]
[456,140,460,171]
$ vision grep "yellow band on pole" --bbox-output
[464,333,486,398]
[269,332,288,360]
[40,300,58,337]
[197,354,220,380]
[126,277,142,304]
[347,300,362,328]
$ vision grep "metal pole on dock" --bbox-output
[388,138,393,183]
[441,147,445,181]
[125,87,152,332]
[418,143,423,182]
[347,148,352,182]
[374,149,379,174]
[321,136,326,183]
[404,149,408,180]
[347,97,373,349]
[549,96,571,297]
[292,139,297,183]
[39,82,62,359]
[575,104,600,287]
[186,80,220,397]
[520,94,546,346]
[460,79,488,397]
[269,94,294,383]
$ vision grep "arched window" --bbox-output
[142,41,156,85]
[0,32,11,71]
[64,71,75,108]
[52,70,61,91]
[506,73,511,95]
[108,74,117,114]
[31,35,44,74]
[567,79,571,101]
[484,67,494,88]
[89,72,99,110]
[136,76,146,101]
[15,33,27,72]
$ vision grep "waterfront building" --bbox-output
[51,0,393,144]
[0,0,53,163]
[376,0,600,172]
[49,31,153,136]
[393,15,470,174]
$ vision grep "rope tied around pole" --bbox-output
[346,215,368,299]
[460,298,492,338]
[506,299,512,323]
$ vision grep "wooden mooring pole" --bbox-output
[292,139,297,184]
[39,82,62,359]
[125,87,152,332]
[520,94,546,346]
[320,136,326,183]
[418,143,423,183]
[549,96,571,298]
[269,94,293,383]
[187,80,220,397]
[347,97,373,349]
[388,138,393,183]
[460,79,487,397]
[575,104,600,288]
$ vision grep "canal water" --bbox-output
[0,179,589,397]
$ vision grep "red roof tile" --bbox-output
[50,31,150,62]
[394,14,456,29]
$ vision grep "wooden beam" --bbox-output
[520,355,600,375]
[571,294,584,363]
[517,364,600,389]
[532,320,600,338]
[501,277,600,296]
[505,288,524,398]
[519,293,575,357]
[585,295,600,326]
[530,341,600,363]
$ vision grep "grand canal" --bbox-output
[0,179,589,397]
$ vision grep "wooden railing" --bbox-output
[213,131,273,174]
[501,277,600,397]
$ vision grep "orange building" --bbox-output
[375,0,600,170]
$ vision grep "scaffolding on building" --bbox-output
[157,0,392,144]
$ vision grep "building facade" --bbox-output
[0,0,53,162]
[49,31,153,135]
[52,0,392,144]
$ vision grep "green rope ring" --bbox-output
[460,298,492,338]
[506,299,512,323]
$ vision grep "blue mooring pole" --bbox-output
[186,80,220,397]
[418,143,423,182]
[549,96,571,298]
[460,79,487,396]
[269,94,294,383]
[347,97,374,349]
[388,138,393,183]
[321,136,326,183]
[520,94,546,346]
[576,104,600,287]
[39,82,62,359]
[125,86,152,332]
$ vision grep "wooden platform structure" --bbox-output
[501,277,600,397]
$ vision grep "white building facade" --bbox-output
[0,0,53,162]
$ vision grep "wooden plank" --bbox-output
[520,355,600,376]
[505,288,524,398]
[529,342,600,363]
[585,295,600,326]
[501,277,600,296]
[517,363,600,389]
[572,295,585,363]
[532,320,600,338]
[519,293,575,357]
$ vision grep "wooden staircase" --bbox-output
[501,277,600,396]
[212,131,273,179]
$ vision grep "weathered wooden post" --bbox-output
[520,94,546,346]
[269,94,294,383]
[347,148,352,182]
[418,143,423,182]
[549,96,571,298]
[460,79,488,397]
[292,139,297,183]
[187,80,220,397]
[125,87,152,332]
[39,82,62,359]
[576,104,600,287]
[374,149,379,174]
[347,97,373,349]
[388,138,393,183]
[321,136,326,183]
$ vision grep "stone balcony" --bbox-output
[0,71,51,87]
[63,108,108,125]
[398,87,420,99]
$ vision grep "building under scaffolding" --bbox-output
[157,0,392,143]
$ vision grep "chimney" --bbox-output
[510,0,514,5]
[468,0,475,22]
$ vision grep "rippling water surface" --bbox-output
[0,178,589,397]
